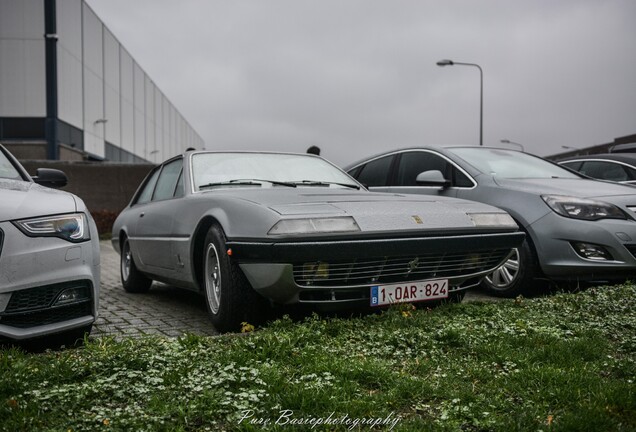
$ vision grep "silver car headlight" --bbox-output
[541,195,628,221]
[13,213,91,242]
[468,212,517,228]
[268,216,361,235]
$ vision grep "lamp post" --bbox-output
[500,139,524,152]
[437,59,483,146]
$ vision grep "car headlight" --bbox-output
[541,195,628,221]
[468,212,517,228]
[268,216,361,235]
[13,213,91,242]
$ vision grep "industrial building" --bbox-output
[0,0,204,163]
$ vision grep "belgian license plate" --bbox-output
[370,279,448,307]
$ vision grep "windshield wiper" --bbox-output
[293,180,360,190]
[199,180,263,189]
[199,178,297,190]
[250,179,297,187]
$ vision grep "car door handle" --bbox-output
[139,212,145,218]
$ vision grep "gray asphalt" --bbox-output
[92,240,500,339]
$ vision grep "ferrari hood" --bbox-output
[229,188,514,231]
[0,179,77,222]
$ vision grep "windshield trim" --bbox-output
[0,145,30,182]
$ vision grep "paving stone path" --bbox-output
[92,240,218,339]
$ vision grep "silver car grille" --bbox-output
[293,249,510,287]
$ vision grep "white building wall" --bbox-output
[0,0,204,161]
[162,95,171,158]
[0,0,46,117]
[144,77,155,162]
[133,62,145,159]
[154,86,164,162]
[169,105,177,156]
[56,0,83,128]
[81,3,104,157]
[119,48,134,155]
[103,28,121,147]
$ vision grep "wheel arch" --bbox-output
[118,229,128,253]
[508,216,544,277]
[191,215,226,292]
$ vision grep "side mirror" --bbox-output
[415,170,451,188]
[32,168,68,188]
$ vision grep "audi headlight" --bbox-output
[268,216,361,235]
[541,195,628,221]
[13,213,90,242]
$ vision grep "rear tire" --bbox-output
[120,236,152,293]
[203,225,268,332]
[481,238,537,297]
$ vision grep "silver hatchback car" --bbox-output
[0,144,100,345]
[347,146,636,296]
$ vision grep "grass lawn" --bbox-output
[1,284,635,431]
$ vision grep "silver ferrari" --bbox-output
[112,151,524,332]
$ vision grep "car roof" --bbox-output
[559,153,636,165]
[610,143,636,153]
[344,145,522,171]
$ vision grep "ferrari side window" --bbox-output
[174,169,185,198]
[135,169,161,205]
[153,159,183,201]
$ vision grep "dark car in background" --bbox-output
[347,147,636,297]
[112,150,524,332]
[559,153,636,185]
[0,144,100,346]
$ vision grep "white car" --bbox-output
[0,144,100,345]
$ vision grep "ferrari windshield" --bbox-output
[192,153,359,190]
[448,147,580,179]
[0,149,22,180]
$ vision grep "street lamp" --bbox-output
[437,59,483,146]
[500,139,524,152]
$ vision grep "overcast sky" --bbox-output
[85,0,636,166]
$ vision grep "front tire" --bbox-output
[120,236,152,293]
[203,225,267,332]
[481,238,537,297]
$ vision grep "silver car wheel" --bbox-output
[121,240,132,282]
[485,248,520,289]
[205,242,222,314]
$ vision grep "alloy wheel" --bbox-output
[205,243,222,314]
[485,248,520,289]
[121,240,131,282]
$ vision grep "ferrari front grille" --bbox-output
[293,249,510,287]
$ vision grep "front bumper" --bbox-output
[530,211,636,280]
[229,231,525,306]
[0,222,100,340]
